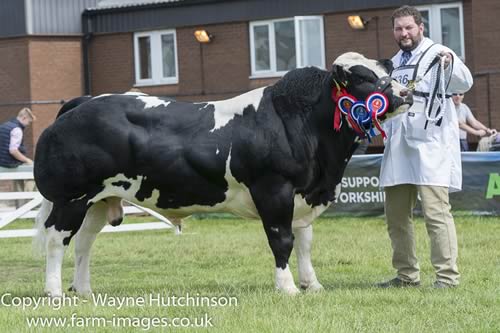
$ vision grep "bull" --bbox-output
[34,52,412,296]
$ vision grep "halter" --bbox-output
[407,50,453,125]
[332,77,390,140]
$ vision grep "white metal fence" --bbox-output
[0,165,177,239]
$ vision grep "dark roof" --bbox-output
[88,0,184,11]
[83,0,459,34]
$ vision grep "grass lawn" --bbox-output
[0,215,499,332]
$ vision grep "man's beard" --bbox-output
[398,35,423,51]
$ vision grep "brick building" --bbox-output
[0,0,499,155]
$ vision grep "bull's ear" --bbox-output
[378,59,394,74]
[331,64,347,84]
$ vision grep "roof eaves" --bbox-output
[84,0,232,14]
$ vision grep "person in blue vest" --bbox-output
[0,107,36,168]
[377,6,473,289]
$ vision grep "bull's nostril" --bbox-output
[400,89,410,97]
[405,92,414,105]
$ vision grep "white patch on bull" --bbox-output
[71,201,108,295]
[208,87,265,132]
[334,183,342,201]
[93,94,113,99]
[85,149,333,222]
[45,226,72,297]
[196,103,211,110]
[334,52,409,118]
[276,265,300,295]
[216,148,220,155]
[292,197,329,229]
[87,174,160,208]
[292,225,323,291]
[137,96,171,109]
[70,194,87,202]
[334,52,389,78]
[124,91,147,96]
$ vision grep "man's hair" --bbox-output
[17,107,36,121]
[391,5,423,27]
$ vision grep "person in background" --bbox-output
[452,93,496,151]
[0,107,35,167]
[378,6,473,289]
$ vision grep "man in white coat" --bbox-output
[378,6,473,288]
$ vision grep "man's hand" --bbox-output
[439,51,452,69]
[486,128,497,136]
[25,159,33,165]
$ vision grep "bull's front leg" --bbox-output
[292,224,323,292]
[250,177,299,295]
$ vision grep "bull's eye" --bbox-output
[352,76,365,84]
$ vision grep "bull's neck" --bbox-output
[311,94,358,188]
[286,92,357,207]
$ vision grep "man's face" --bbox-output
[393,15,424,51]
[452,94,464,105]
[19,116,33,127]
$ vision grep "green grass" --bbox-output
[1,216,499,332]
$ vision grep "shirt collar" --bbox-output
[393,37,433,63]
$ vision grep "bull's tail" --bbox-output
[32,198,53,257]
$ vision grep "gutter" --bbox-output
[82,12,93,96]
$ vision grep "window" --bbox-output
[134,30,178,86]
[417,2,465,59]
[250,16,325,77]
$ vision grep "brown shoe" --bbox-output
[376,277,420,288]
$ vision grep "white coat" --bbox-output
[380,38,473,192]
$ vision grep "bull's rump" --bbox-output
[34,96,233,208]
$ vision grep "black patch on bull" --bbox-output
[111,181,132,190]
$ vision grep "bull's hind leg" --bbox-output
[70,201,108,295]
[44,200,89,297]
[250,178,299,295]
[292,224,323,292]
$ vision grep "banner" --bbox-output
[328,152,500,216]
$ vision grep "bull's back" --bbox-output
[34,95,233,205]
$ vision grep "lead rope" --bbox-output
[420,54,448,123]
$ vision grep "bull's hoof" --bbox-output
[68,285,92,296]
[277,286,301,295]
[300,281,324,292]
[45,290,63,298]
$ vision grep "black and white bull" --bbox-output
[34,52,412,296]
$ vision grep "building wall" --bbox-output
[466,0,500,131]
[0,37,84,157]
[0,38,32,153]
[0,38,31,107]
[2,0,498,155]
[89,33,136,94]
[90,14,399,101]
[88,1,500,148]
[89,22,278,101]
[28,37,84,153]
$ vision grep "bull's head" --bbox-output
[332,52,412,122]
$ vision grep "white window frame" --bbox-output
[133,29,179,86]
[417,2,465,59]
[249,16,325,78]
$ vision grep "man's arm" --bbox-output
[441,50,474,94]
[458,121,488,137]
[464,104,496,135]
[9,148,33,164]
